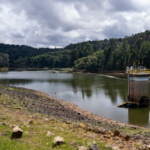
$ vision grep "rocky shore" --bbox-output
[0,84,150,149]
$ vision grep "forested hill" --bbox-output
[65,30,150,51]
[0,44,62,60]
[0,30,150,70]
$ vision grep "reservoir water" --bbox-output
[0,71,150,127]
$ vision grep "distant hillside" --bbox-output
[0,30,150,70]
[0,44,62,60]
[64,30,150,52]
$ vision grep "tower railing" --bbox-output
[125,69,150,75]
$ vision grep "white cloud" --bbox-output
[0,0,149,48]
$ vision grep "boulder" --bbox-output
[84,125,92,131]
[80,124,86,128]
[44,118,49,122]
[11,125,23,139]
[124,135,130,141]
[46,131,54,137]
[107,130,113,137]
[28,120,33,125]
[93,127,106,134]
[78,146,88,150]
[53,136,65,146]
[113,130,120,137]
[91,144,99,150]
[139,144,150,150]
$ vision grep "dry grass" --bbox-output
[0,67,8,72]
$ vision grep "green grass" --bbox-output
[0,105,110,150]
[0,85,148,150]
[57,68,72,73]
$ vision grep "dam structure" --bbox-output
[126,66,150,106]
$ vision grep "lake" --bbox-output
[0,71,150,127]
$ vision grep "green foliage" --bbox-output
[1,30,150,70]
[71,49,78,66]
[74,55,97,71]
[79,42,94,58]
[0,53,9,68]
[49,56,55,68]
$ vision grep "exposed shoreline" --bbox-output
[1,84,150,149]
[0,84,145,129]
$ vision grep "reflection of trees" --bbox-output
[47,74,129,102]
[102,77,128,104]
[2,73,129,104]
[0,79,33,85]
[128,107,149,126]
[48,74,95,98]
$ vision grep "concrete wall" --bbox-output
[129,76,149,102]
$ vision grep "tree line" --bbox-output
[0,30,150,70]
[0,53,9,68]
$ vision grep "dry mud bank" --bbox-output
[0,84,150,149]
[0,84,134,129]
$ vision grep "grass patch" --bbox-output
[0,105,111,150]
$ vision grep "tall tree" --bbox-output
[49,56,55,68]
[71,49,78,66]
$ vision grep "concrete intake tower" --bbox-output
[126,66,150,106]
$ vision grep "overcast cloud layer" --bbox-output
[0,0,150,48]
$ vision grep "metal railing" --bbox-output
[125,69,150,74]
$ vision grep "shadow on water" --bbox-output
[0,79,33,85]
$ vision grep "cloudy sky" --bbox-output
[0,0,150,48]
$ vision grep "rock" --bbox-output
[113,130,120,137]
[72,129,75,132]
[91,144,99,150]
[28,120,33,124]
[143,141,149,145]
[11,125,23,139]
[124,135,130,141]
[49,118,55,121]
[114,136,119,140]
[14,107,22,110]
[84,125,92,131]
[103,135,111,139]
[139,144,150,150]
[70,141,77,146]
[134,134,141,140]
[44,118,49,122]
[46,131,54,137]
[147,145,150,149]
[112,146,119,150]
[119,144,124,149]
[53,136,65,146]
[88,133,95,138]
[107,130,113,137]
[2,122,7,126]
[78,146,88,150]
[80,124,86,128]
[66,121,71,124]
[93,127,106,134]
[130,126,137,130]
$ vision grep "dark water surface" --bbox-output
[0,71,150,127]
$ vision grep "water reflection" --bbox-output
[47,74,128,102]
[0,71,150,126]
[128,107,150,127]
[0,79,33,85]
